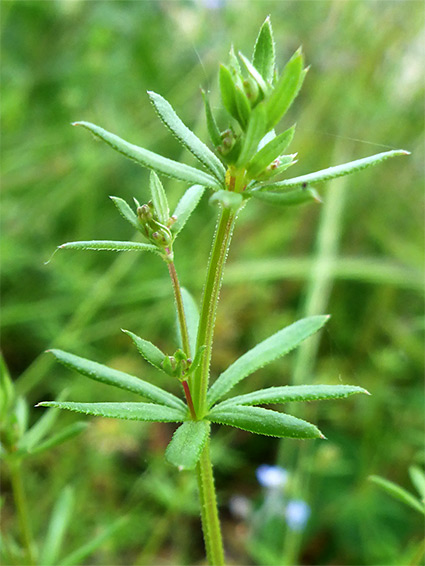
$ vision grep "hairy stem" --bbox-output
[9,459,36,565]
[196,439,225,566]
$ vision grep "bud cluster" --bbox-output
[137,200,176,261]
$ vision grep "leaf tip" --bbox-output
[319,433,327,440]
[363,388,372,396]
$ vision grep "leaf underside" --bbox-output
[165,420,210,470]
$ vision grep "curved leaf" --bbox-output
[27,422,88,455]
[252,16,275,83]
[148,91,225,182]
[122,330,166,371]
[58,240,159,254]
[208,405,323,439]
[49,349,185,411]
[251,187,319,206]
[237,103,266,166]
[215,384,369,409]
[36,401,186,423]
[219,64,239,122]
[165,420,210,470]
[149,171,169,224]
[110,196,140,231]
[207,315,329,407]
[201,90,222,148]
[73,121,220,189]
[171,185,205,236]
[246,125,295,178]
[369,475,425,515]
[255,149,410,190]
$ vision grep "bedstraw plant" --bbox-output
[38,18,409,565]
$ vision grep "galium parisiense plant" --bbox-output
[38,18,409,565]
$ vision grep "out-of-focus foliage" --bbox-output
[1,1,423,564]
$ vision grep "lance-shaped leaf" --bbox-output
[165,420,210,470]
[180,288,199,356]
[122,330,166,371]
[57,240,160,254]
[253,154,298,182]
[251,187,319,207]
[239,52,270,96]
[246,125,295,178]
[207,315,329,407]
[409,466,425,500]
[265,48,306,130]
[149,171,169,225]
[27,422,88,455]
[201,90,222,147]
[208,405,323,439]
[369,475,425,515]
[148,91,225,182]
[40,486,75,566]
[49,349,185,411]
[171,184,205,236]
[237,103,266,166]
[254,149,410,191]
[73,121,220,189]
[234,85,251,130]
[110,196,140,231]
[252,16,275,83]
[215,384,369,409]
[36,401,186,423]
[219,64,240,123]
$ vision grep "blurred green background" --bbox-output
[1,1,424,564]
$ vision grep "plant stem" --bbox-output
[9,459,36,565]
[196,439,224,566]
[192,206,237,417]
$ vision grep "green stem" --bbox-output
[9,459,36,565]
[196,439,225,566]
[192,206,237,416]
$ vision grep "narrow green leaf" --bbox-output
[36,401,186,423]
[207,315,329,407]
[208,405,323,439]
[256,149,410,190]
[73,121,220,189]
[49,349,185,411]
[253,154,298,182]
[369,475,425,515]
[219,64,239,122]
[122,330,166,371]
[40,486,74,566]
[251,187,319,207]
[165,420,210,470]
[252,16,275,83]
[209,190,243,211]
[180,288,200,357]
[58,517,128,566]
[171,185,205,235]
[409,466,425,500]
[246,125,295,178]
[110,196,140,231]
[28,422,88,455]
[149,171,170,225]
[148,91,225,182]
[265,48,305,130]
[236,103,266,166]
[234,85,251,130]
[201,90,222,147]
[239,52,270,96]
[216,384,369,409]
[57,240,160,254]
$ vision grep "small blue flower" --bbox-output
[256,465,288,489]
[285,499,311,531]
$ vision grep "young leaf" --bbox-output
[409,466,425,500]
[149,171,170,225]
[110,196,140,231]
[49,349,185,411]
[171,184,205,236]
[251,187,319,207]
[180,288,200,356]
[36,401,186,423]
[148,91,225,182]
[216,384,369,409]
[369,475,425,515]
[57,240,160,254]
[207,315,329,407]
[122,330,166,371]
[165,420,210,470]
[236,103,266,166]
[265,48,305,130]
[255,149,410,190]
[246,125,295,178]
[219,64,240,123]
[252,154,298,182]
[234,85,251,130]
[27,422,88,455]
[238,52,270,96]
[252,16,275,84]
[201,90,222,148]
[72,121,221,189]
[208,405,323,439]
[40,486,75,566]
